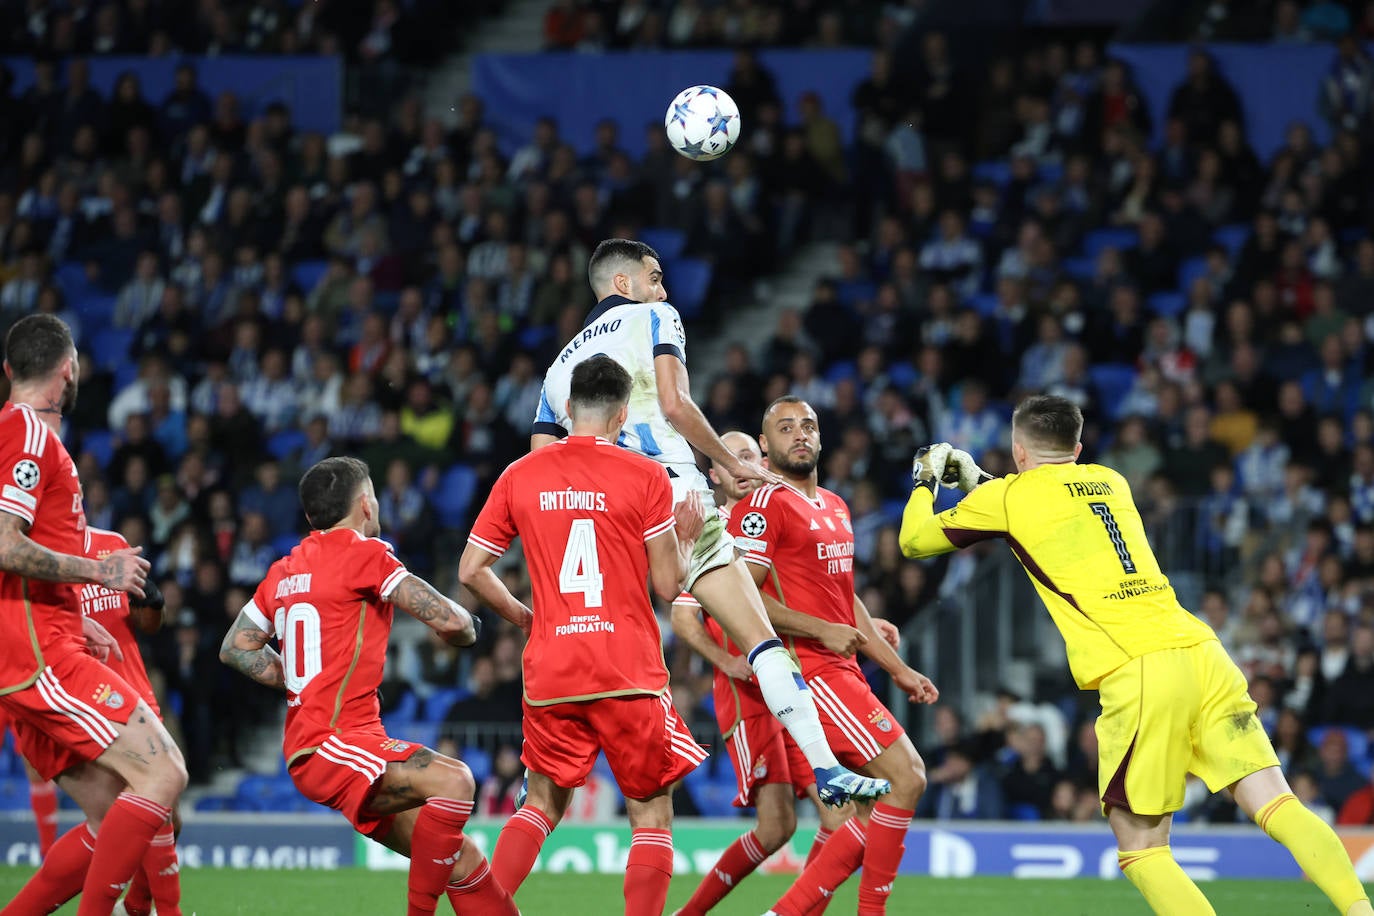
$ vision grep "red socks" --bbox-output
[407,797,474,916]
[491,805,554,896]
[858,803,913,915]
[77,793,170,916]
[0,823,95,915]
[772,818,867,916]
[446,855,518,914]
[679,829,769,915]
[109,823,181,916]
[29,780,58,857]
[806,827,832,866]
[625,829,675,916]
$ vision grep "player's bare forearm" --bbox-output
[530,433,559,451]
[671,603,734,670]
[391,574,478,648]
[0,513,104,584]
[653,355,738,469]
[218,611,286,690]
[898,485,958,559]
[458,546,534,631]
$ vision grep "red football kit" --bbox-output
[243,528,417,836]
[728,482,905,767]
[0,402,140,776]
[468,436,707,797]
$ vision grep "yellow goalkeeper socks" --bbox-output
[1256,792,1371,915]
[1117,846,1215,915]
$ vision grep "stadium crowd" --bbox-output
[0,0,1373,826]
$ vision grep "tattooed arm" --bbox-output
[218,610,286,690]
[390,575,479,648]
[0,513,150,594]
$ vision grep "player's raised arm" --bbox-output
[0,513,149,595]
[219,599,286,691]
[899,447,1007,560]
[653,353,779,485]
[391,575,480,647]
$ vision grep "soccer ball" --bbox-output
[664,85,741,162]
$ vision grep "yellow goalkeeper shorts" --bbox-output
[1096,639,1279,816]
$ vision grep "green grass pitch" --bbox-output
[0,868,1356,914]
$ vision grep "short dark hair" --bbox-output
[298,456,371,530]
[764,394,806,421]
[4,315,74,383]
[1012,395,1083,452]
[569,355,632,417]
[587,238,660,292]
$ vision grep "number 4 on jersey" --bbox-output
[559,518,604,608]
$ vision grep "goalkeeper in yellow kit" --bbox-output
[900,395,1371,916]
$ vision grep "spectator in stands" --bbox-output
[1001,723,1061,819]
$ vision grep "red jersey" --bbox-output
[78,528,157,710]
[242,529,409,761]
[468,436,676,706]
[0,402,87,690]
[728,482,859,677]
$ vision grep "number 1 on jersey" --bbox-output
[1089,502,1138,574]
[559,518,604,607]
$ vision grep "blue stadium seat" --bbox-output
[824,361,858,384]
[972,160,1012,187]
[688,776,742,818]
[1009,803,1042,821]
[1176,256,1209,294]
[1341,227,1369,246]
[640,228,686,260]
[114,361,139,391]
[518,325,555,352]
[194,795,233,812]
[1309,726,1371,775]
[267,428,307,460]
[56,261,93,299]
[80,430,115,469]
[91,327,135,372]
[433,464,479,529]
[1212,224,1250,258]
[1088,363,1138,422]
[1037,161,1064,185]
[400,722,439,750]
[290,259,329,292]
[886,362,917,389]
[1061,257,1095,281]
[1145,291,1187,318]
[423,687,468,723]
[272,533,299,557]
[72,292,117,330]
[967,292,999,317]
[386,691,421,724]
[834,280,876,307]
[664,258,712,321]
[1081,227,1139,261]
[462,746,493,784]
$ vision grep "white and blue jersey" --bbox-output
[534,295,710,497]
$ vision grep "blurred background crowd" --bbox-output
[1,0,1374,826]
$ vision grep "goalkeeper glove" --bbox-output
[946,448,993,492]
[912,443,953,494]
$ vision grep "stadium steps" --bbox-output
[421,0,547,117]
[689,242,843,399]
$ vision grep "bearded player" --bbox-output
[726,396,936,916]
[532,239,889,808]
[461,355,708,915]
[0,315,186,916]
[900,395,1371,916]
[220,456,515,916]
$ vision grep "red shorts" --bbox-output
[521,692,708,799]
[0,653,142,781]
[724,711,813,807]
[806,665,905,768]
[288,727,422,838]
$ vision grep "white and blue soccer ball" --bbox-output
[664,85,741,162]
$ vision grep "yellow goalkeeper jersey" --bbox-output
[899,462,1217,690]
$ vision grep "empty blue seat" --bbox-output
[1212,224,1250,258]
[272,533,300,558]
[423,687,468,723]
[972,160,1012,187]
[1081,227,1139,261]
[1146,291,1187,318]
[462,746,493,784]
[1176,256,1209,294]
[886,362,917,389]
[824,360,858,384]
[386,691,421,723]
[1309,726,1371,776]
[1009,802,1042,821]
[834,280,876,307]
[966,292,1000,317]
[664,258,712,320]
[518,325,555,352]
[81,430,114,469]
[72,292,117,329]
[290,259,329,292]
[91,327,135,372]
[1088,363,1138,422]
[1061,256,1096,281]
[433,464,479,529]
[56,261,93,299]
[640,227,686,260]
[267,428,307,460]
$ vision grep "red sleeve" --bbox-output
[641,465,675,543]
[727,488,781,570]
[0,409,54,526]
[243,568,279,636]
[1337,789,1373,825]
[352,537,410,603]
[468,468,517,557]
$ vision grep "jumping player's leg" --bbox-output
[624,787,675,916]
[689,560,887,804]
[1232,767,1371,915]
[492,771,574,896]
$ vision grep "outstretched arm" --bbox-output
[458,544,534,634]
[0,513,149,594]
[654,354,778,484]
[219,610,286,690]
[390,575,479,647]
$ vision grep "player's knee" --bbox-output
[154,753,189,797]
[891,758,927,803]
[438,758,476,802]
[756,809,797,853]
